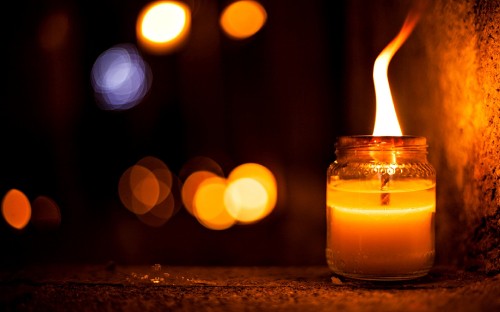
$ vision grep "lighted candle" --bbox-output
[326,179,435,279]
[326,136,436,280]
[325,4,433,281]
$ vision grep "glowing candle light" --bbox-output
[224,163,277,224]
[2,189,31,230]
[326,5,435,281]
[327,168,435,280]
[136,1,191,54]
[180,162,278,230]
[372,10,421,136]
[220,1,267,40]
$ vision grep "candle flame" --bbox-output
[372,9,422,136]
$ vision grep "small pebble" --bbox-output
[151,277,161,284]
[331,276,343,285]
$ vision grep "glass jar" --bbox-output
[326,136,436,281]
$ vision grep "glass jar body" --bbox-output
[326,136,436,281]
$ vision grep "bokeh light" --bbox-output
[119,165,159,215]
[193,177,236,230]
[136,156,173,205]
[121,156,277,229]
[137,175,182,227]
[91,44,152,110]
[136,191,175,227]
[2,189,31,230]
[119,156,180,227]
[181,170,219,216]
[31,196,61,231]
[181,160,278,229]
[137,1,191,54]
[220,0,267,40]
[130,165,161,210]
[226,163,277,223]
[224,177,269,223]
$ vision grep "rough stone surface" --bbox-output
[470,0,500,274]
[415,0,500,274]
[0,265,499,311]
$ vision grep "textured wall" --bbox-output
[400,0,499,273]
[467,0,500,273]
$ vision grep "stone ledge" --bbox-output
[0,265,499,311]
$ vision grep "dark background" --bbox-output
[1,0,415,266]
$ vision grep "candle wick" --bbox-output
[381,173,390,206]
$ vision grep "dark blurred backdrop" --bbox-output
[1,0,415,266]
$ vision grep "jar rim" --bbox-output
[335,135,427,150]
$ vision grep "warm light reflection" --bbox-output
[91,44,152,110]
[2,189,31,230]
[372,10,421,136]
[120,156,277,229]
[130,165,160,210]
[137,1,191,54]
[137,191,175,227]
[31,196,61,231]
[137,174,181,227]
[193,177,236,230]
[119,156,176,225]
[137,156,173,205]
[181,162,277,228]
[181,170,218,216]
[220,0,267,40]
[224,177,269,223]
[226,163,277,223]
[120,166,151,214]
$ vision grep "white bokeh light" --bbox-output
[91,44,152,110]
[141,2,187,43]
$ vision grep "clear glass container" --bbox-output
[326,136,436,281]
